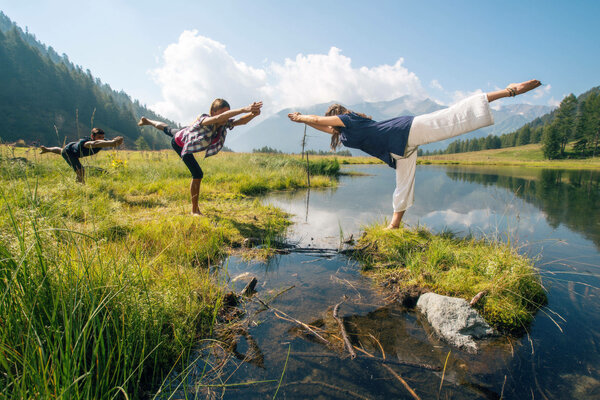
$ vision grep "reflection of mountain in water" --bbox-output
[445,168,600,248]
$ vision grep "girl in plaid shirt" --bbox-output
[139,99,262,215]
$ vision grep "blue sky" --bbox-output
[1,0,599,124]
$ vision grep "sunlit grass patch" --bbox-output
[354,225,547,333]
[0,146,336,398]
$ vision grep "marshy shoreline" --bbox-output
[0,147,550,398]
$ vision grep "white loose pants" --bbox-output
[391,93,494,212]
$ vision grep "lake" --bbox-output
[175,164,600,399]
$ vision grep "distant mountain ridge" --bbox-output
[228,96,552,154]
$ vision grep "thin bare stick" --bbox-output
[255,295,330,345]
[290,352,441,371]
[273,310,331,345]
[438,350,451,399]
[267,285,296,303]
[333,296,356,359]
[368,333,385,360]
[302,124,311,187]
[382,364,422,400]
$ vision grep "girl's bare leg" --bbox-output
[40,146,63,154]
[137,117,168,131]
[190,178,202,215]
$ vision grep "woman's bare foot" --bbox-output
[507,79,542,96]
[137,117,149,126]
[40,146,49,154]
[384,224,399,230]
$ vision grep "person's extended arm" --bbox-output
[84,136,124,149]
[231,110,260,127]
[201,102,263,126]
[305,122,336,134]
[287,112,345,127]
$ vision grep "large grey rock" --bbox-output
[417,292,496,352]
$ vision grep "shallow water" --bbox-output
[178,165,600,399]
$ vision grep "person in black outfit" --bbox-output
[40,128,124,183]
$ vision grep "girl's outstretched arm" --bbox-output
[231,109,260,127]
[288,112,345,127]
[201,102,262,126]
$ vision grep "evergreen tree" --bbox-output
[554,94,578,156]
[542,124,561,159]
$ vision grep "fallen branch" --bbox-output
[382,364,422,400]
[333,296,356,359]
[253,297,332,346]
[240,277,258,297]
[290,352,441,371]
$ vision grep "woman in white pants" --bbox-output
[287,79,542,228]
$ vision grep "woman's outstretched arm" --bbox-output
[288,112,345,127]
[305,122,336,134]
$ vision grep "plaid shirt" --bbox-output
[176,114,234,157]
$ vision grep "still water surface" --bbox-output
[189,165,600,399]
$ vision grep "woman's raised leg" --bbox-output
[407,79,541,148]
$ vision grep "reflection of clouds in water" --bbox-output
[421,208,493,229]
[266,197,387,246]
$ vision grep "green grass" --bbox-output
[0,146,340,399]
[353,225,547,333]
[420,143,600,169]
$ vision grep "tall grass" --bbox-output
[0,147,340,398]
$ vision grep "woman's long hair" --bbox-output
[325,104,371,150]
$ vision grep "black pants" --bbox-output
[61,148,82,171]
[164,127,204,179]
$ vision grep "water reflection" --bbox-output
[445,167,600,248]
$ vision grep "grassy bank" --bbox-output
[0,146,339,398]
[353,225,547,333]
[420,143,600,169]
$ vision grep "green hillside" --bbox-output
[0,11,176,149]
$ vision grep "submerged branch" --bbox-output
[332,296,356,359]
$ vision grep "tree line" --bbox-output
[0,11,177,150]
[419,87,600,159]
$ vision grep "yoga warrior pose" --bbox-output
[288,79,542,229]
[138,99,262,215]
[40,128,124,183]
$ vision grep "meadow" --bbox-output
[420,143,600,169]
[0,146,339,399]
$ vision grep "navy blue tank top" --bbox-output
[337,113,413,168]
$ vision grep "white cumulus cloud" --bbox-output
[150,31,267,124]
[150,31,426,123]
